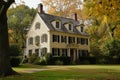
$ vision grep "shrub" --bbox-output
[9,44,20,56]
[100,39,120,57]
[28,53,38,63]
[38,57,47,65]
[9,44,21,67]
[23,56,28,63]
[28,53,47,65]
[33,57,40,65]
[79,57,96,64]
[55,60,63,65]
[47,56,71,65]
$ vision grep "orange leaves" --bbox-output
[41,0,83,18]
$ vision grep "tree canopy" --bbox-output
[41,0,87,19]
[8,4,36,46]
[85,0,120,56]
[85,0,120,39]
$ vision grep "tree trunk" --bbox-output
[0,0,17,77]
[0,12,16,77]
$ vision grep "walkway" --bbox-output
[18,69,48,73]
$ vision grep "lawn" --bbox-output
[0,64,120,80]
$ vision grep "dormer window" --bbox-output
[51,20,61,29]
[56,21,60,29]
[69,24,72,31]
[68,23,73,31]
[35,22,40,29]
[81,26,84,32]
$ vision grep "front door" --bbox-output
[70,49,74,61]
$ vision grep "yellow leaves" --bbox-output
[86,25,98,35]
[114,25,120,39]
[8,29,13,33]
[41,0,83,18]
[102,15,107,24]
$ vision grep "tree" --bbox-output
[8,5,36,46]
[41,0,84,19]
[100,39,120,57]
[0,0,18,76]
[85,0,120,57]
[85,0,120,39]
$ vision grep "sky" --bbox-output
[15,0,42,9]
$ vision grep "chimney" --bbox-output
[38,3,44,13]
[74,13,78,21]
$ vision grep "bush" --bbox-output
[38,57,47,65]
[33,57,40,65]
[9,44,20,56]
[9,44,21,67]
[23,56,28,63]
[47,56,71,65]
[79,57,96,64]
[28,53,47,65]
[55,60,63,65]
[28,53,38,63]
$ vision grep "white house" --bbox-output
[25,3,90,61]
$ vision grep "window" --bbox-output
[78,50,82,57]
[41,34,47,43]
[77,37,81,44]
[53,35,59,42]
[61,36,67,43]
[35,36,40,46]
[56,21,60,28]
[81,38,85,45]
[68,37,75,44]
[41,48,47,56]
[28,50,32,56]
[82,50,89,57]
[62,49,67,56]
[69,24,72,30]
[52,48,60,56]
[35,22,40,29]
[81,27,84,32]
[28,37,33,45]
[68,24,73,31]
[78,50,89,57]
[81,38,88,45]
[35,49,39,56]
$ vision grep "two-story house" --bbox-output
[25,3,90,61]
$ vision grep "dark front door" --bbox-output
[70,49,74,61]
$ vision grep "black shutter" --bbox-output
[53,35,54,42]
[61,36,63,42]
[58,35,59,42]
[58,48,60,56]
[86,39,88,45]
[52,48,54,56]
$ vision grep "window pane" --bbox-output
[56,21,60,28]
[69,24,72,30]
[35,22,40,29]
[53,35,59,42]
[29,50,32,56]
[28,37,33,45]
[35,36,40,46]
[81,27,83,32]
[41,34,47,43]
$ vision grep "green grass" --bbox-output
[0,64,120,80]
